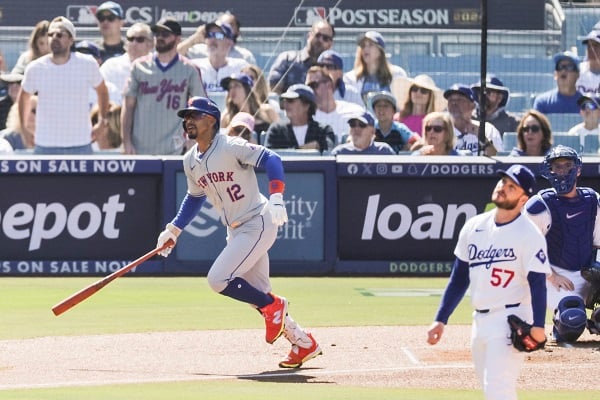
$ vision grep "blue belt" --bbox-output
[476,303,520,313]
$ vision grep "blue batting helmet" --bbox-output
[541,145,582,195]
[177,96,221,132]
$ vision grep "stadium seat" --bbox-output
[583,134,599,155]
[546,114,582,132]
[552,133,581,151]
[503,132,518,151]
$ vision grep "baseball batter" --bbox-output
[427,164,551,400]
[156,97,322,368]
[524,145,600,342]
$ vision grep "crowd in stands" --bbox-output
[2,1,600,156]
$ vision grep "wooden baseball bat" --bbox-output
[51,239,174,316]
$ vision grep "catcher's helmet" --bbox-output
[540,145,582,195]
[177,96,221,132]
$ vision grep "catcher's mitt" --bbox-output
[507,314,546,352]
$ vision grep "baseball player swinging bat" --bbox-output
[51,240,174,316]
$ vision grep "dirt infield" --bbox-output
[0,326,598,391]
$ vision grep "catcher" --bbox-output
[427,165,551,400]
[524,145,600,342]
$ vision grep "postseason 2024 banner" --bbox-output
[0,0,547,30]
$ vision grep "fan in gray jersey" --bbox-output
[156,96,322,368]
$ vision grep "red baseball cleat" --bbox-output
[279,333,322,368]
[259,293,288,344]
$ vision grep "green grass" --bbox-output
[0,277,592,399]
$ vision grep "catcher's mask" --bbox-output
[540,145,582,195]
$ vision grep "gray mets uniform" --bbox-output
[182,134,277,293]
[125,53,206,154]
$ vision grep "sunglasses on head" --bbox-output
[206,31,226,40]
[97,14,118,22]
[521,125,541,133]
[349,120,367,128]
[127,36,147,43]
[410,86,430,94]
[556,63,577,72]
[314,32,333,42]
[425,125,444,133]
[581,101,599,111]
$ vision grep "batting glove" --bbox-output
[266,193,288,226]
[157,223,182,257]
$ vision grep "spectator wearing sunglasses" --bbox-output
[95,1,126,64]
[368,91,418,153]
[509,110,553,156]
[191,20,248,94]
[19,16,109,154]
[533,52,582,114]
[391,74,446,137]
[331,111,394,155]
[268,19,335,95]
[567,94,600,151]
[100,23,154,105]
[471,75,519,138]
[344,31,407,107]
[444,84,503,156]
[264,84,335,153]
[306,65,364,144]
[316,50,363,107]
[121,18,207,155]
[411,112,459,156]
[178,12,256,65]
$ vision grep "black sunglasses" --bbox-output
[307,80,328,90]
[97,14,118,22]
[314,32,333,42]
[349,121,367,128]
[410,86,430,94]
[581,102,599,111]
[48,32,67,39]
[521,125,541,133]
[127,36,147,43]
[556,63,577,72]
[425,125,444,133]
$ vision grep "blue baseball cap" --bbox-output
[317,50,343,70]
[348,111,375,127]
[358,31,385,49]
[220,73,254,91]
[96,1,124,19]
[280,84,316,104]
[553,51,580,72]
[444,84,476,103]
[75,40,101,59]
[206,20,235,40]
[497,164,536,196]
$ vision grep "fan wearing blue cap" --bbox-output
[330,111,394,155]
[344,30,407,106]
[444,83,503,156]
[178,13,256,65]
[471,75,519,137]
[429,163,550,400]
[316,50,363,106]
[533,51,583,114]
[263,84,335,153]
[191,20,249,94]
[95,1,126,63]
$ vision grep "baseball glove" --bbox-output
[507,314,546,352]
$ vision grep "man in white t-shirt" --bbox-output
[577,27,600,95]
[567,94,600,152]
[100,23,154,104]
[191,21,247,94]
[18,16,109,154]
[305,65,364,143]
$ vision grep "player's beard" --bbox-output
[492,192,520,210]
[155,40,176,53]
